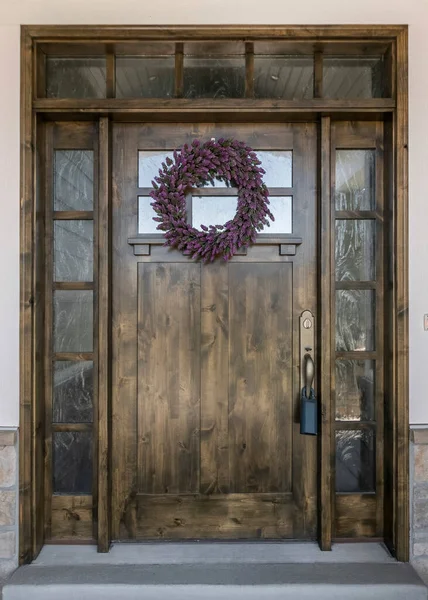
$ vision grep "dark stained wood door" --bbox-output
[112,122,317,540]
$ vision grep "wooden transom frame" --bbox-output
[20,24,408,562]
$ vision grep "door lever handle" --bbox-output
[304,353,315,399]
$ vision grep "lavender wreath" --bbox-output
[150,138,274,261]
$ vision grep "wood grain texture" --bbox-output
[200,263,229,494]
[335,495,376,538]
[228,263,292,494]
[319,116,333,550]
[51,495,94,540]
[20,26,35,565]
[137,263,201,495]
[97,117,111,552]
[119,493,314,540]
[394,26,409,562]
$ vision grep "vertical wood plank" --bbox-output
[200,263,229,494]
[43,124,54,541]
[245,42,255,98]
[106,47,116,99]
[97,117,111,552]
[314,51,323,98]
[175,43,184,98]
[20,26,34,564]
[394,26,409,562]
[137,263,201,494]
[111,124,139,539]
[228,263,293,494]
[319,115,333,550]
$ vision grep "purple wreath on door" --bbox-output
[150,138,274,262]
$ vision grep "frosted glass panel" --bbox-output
[184,57,245,98]
[54,220,94,282]
[335,220,375,281]
[192,196,237,229]
[257,151,292,188]
[46,57,106,99]
[336,429,375,492]
[254,56,313,99]
[138,196,160,234]
[138,151,174,187]
[116,57,175,98]
[335,360,375,422]
[335,150,375,210]
[53,290,93,353]
[54,150,94,211]
[53,432,92,494]
[336,290,374,352]
[53,361,93,423]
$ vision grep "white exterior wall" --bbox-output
[0,0,427,426]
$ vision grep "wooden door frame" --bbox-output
[19,24,409,562]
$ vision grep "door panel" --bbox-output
[112,122,317,540]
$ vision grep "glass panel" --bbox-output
[116,57,175,98]
[138,151,174,188]
[336,360,375,421]
[53,361,93,423]
[192,196,237,229]
[191,195,292,234]
[336,429,375,492]
[138,196,160,234]
[324,56,384,99]
[53,431,92,494]
[254,56,313,99]
[183,57,245,98]
[258,151,292,188]
[54,221,94,282]
[54,150,94,211]
[335,150,375,211]
[264,197,292,234]
[336,290,374,352]
[46,57,106,98]
[54,291,93,353]
[335,220,375,281]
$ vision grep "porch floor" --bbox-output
[3,542,427,600]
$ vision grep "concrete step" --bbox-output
[3,543,427,600]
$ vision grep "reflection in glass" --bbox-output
[138,151,174,188]
[184,57,245,98]
[335,220,375,281]
[53,361,93,423]
[138,197,161,234]
[335,150,375,211]
[257,151,292,188]
[263,197,292,234]
[254,56,313,99]
[324,56,384,99]
[336,429,375,492]
[54,151,94,211]
[54,291,93,353]
[335,360,375,421]
[336,290,374,351]
[46,57,106,98]
[192,196,237,230]
[116,57,175,98]
[53,432,92,494]
[54,221,94,282]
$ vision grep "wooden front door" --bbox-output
[111,122,317,540]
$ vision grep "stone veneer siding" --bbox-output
[0,430,18,583]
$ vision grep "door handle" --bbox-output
[304,353,315,399]
[300,310,317,435]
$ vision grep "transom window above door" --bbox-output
[38,40,393,100]
[137,149,293,234]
